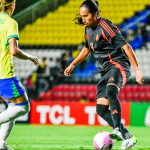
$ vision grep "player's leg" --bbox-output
[96,77,114,128]
[105,84,126,141]
[0,102,15,139]
[106,84,122,129]
[0,121,15,142]
[0,96,30,150]
[0,120,15,149]
[96,97,123,141]
[0,77,30,149]
[96,73,127,141]
[0,94,30,124]
[105,67,137,148]
[105,67,128,137]
[0,77,30,124]
[96,98,114,128]
[0,101,15,150]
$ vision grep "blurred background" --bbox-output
[12,0,150,127]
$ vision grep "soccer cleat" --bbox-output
[0,147,13,150]
[0,140,13,150]
[121,135,137,150]
[109,127,123,141]
[0,145,14,150]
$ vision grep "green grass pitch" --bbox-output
[8,124,150,150]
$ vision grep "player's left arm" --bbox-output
[101,20,144,85]
[8,21,39,65]
[8,38,39,65]
[122,43,144,85]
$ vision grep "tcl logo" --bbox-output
[33,103,127,125]
[36,105,75,125]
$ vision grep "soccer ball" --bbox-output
[93,131,114,150]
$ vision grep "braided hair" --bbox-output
[74,0,100,25]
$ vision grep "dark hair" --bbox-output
[74,0,100,25]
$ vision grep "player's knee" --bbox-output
[106,85,121,112]
[24,102,30,113]
[106,85,118,104]
[16,100,30,115]
[96,104,108,117]
[23,102,30,114]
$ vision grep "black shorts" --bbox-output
[96,66,131,99]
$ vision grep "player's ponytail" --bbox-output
[94,0,99,6]
[74,0,100,25]
[0,0,15,12]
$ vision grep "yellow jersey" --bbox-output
[0,12,19,79]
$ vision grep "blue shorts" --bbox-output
[0,76,26,100]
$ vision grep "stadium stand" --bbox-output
[15,47,150,81]
[19,0,150,46]
[14,0,40,14]
[38,84,150,102]
[13,49,65,78]
[13,0,150,101]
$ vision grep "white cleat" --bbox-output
[121,135,137,150]
[109,127,123,141]
[0,140,13,150]
[0,147,13,150]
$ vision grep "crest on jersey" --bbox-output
[90,43,95,51]
[108,77,114,82]
[96,34,100,41]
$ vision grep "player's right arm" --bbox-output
[8,38,39,65]
[64,46,90,76]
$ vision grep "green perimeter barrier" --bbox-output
[131,102,150,126]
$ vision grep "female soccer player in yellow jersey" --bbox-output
[0,0,39,149]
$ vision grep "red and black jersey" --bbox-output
[84,18,131,74]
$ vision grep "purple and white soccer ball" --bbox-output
[93,131,114,150]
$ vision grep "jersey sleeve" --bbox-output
[7,20,19,40]
[100,19,127,49]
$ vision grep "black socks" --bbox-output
[96,104,114,128]
[106,85,121,128]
